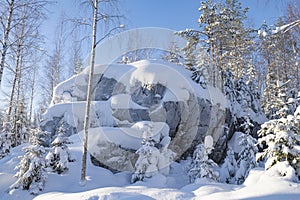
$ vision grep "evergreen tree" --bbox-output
[235,132,257,184]
[259,18,299,119]
[131,137,160,183]
[188,143,219,183]
[191,49,210,88]
[10,127,48,194]
[247,80,262,113]
[220,147,237,184]
[220,0,253,79]
[240,114,254,135]
[0,122,13,158]
[163,41,183,65]
[257,108,300,179]
[223,68,236,103]
[46,131,74,174]
[11,101,29,147]
[177,0,254,88]
[175,29,199,70]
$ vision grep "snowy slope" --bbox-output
[1,134,299,200]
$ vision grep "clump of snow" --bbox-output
[110,94,147,109]
[129,62,191,101]
[266,161,298,182]
[131,121,170,142]
[228,132,244,153]
[42,101,115,128]
[294,105,300,117]
[82,127,142,151]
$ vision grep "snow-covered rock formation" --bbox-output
[41,60,231,171]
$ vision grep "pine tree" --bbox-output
[191,49,210,88]
[175,29,199,70]
[223,69,236,103]
[10,127,48,194]
[235,133,257,184]
[46,131,74,174]
[247,80,262,113]
[220,147,237,184]
[259,18,299,119]
[257,108,300,179]
[0,122,13,158]
[131,137,160,183]
[177,0,253,88]
[163,41,182,65]
[220,0,253,79]
[198,0,222,87]
[188,144,219,183]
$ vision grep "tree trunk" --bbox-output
[7,13,25,123]
[0,0,15,86]
[29,63,37,126]
[54,23,63,86]
[12,55,23,147]
[81,0,99,184]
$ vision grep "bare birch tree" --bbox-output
[80,0,124,184]
[0,0,15,86]
[80,0,99,185]
[5,0,47,122]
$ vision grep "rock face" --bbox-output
[41,60,230,170]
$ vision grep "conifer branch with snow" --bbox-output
[10,128,49,195]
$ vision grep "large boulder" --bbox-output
[41,60,229,171]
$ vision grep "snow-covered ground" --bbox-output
[1,134,299,200]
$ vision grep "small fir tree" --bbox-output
[10,127,48,194]
[163,41,182,65]
[188,143,219,183]
[220,147,237,184]
[131,137,160,183]
[0,122,13,158]
[234,133,257,184]
[46,133,74,174]
[257,108,300,180]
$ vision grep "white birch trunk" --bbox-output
[80,0,99,184]
[0,0,15,86]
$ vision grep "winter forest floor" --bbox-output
[1,134,299,200]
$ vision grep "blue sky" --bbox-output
[121,0,285,30]
[41,0,288,56]
[49,0,286,30]
[41,0,290,57]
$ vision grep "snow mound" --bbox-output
[266,161,298,182]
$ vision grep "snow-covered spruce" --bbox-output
[10,128,48,195]
[0,122,13,159]
[131,122,175,183]
[223,69,263,117]
[234,132,257,184]
[188,143,219,183]
[257,107,300,180]
[131,137,160,183]
[220,147,237,184]
[46,133,74,174]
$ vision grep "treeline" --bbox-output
[174,0,299,119]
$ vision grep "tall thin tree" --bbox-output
[80,0,99,184]
[0,0,15,86]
